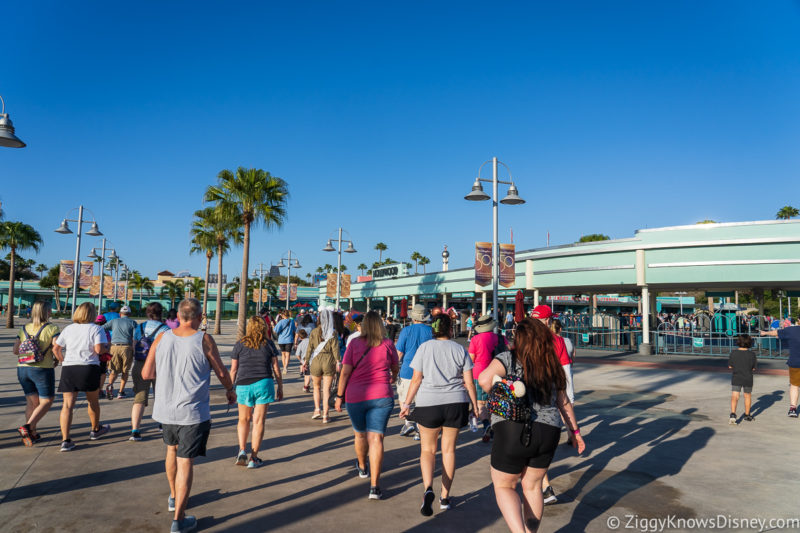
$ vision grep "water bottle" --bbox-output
[469,415,479,432]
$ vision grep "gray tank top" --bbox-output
[152,330,211,425]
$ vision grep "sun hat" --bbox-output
[94,315,107,325]
[120,305,131,314]
[410,304,430,322]
[531,305,554,319]
[473,314,496,334]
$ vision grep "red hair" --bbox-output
[512,318,566,404]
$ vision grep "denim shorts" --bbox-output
[17,366,56,398]
[236,378,276,407]
[346,396,394,434]
[474,379,489,402]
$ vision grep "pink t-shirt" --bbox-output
[343,337,399,403]
[469,331,499,377]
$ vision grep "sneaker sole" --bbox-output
[543,496,557,505]
[235,457,248,466]
[18,428,33,447]
[368,493,381,500]
[421,491,435,516]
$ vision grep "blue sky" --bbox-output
[3,1,800,280]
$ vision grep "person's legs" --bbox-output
[28,396,53,433]
[744,392,752,415]
[25,394,38,424]
[367,431,384,487]
[519,466,548,532]
[251,404,268,457]
[131,403,146,431]
[60,392,75,441]
[282,351,290,374]
[174,457,194,521]
[541,472,551,491]
[321,375,332,418]
[107,370,118,388]
[354,431,368,470]
[790,384,799,407]
[165,444,177,500]
[86,389,101,430]
[418,425,441,490]
[731,391,740,414]
[237,404,252,453]
[440,426,459,498]
[311,375,322,414]
[491,467,525,533]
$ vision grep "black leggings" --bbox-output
[491,420,561,474]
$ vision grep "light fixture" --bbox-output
[55,220,73,234]
[464,178,489,201]
[86,221,103,236]
[292,259,301,269]
[277,259,286,268]
[88,249,99,259]
[0,95,25,148]
[344,242,357,253]
[108,249,118,261]
[322,240,335,252]
[501,183,525,205]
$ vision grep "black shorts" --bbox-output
[162,420,211,459]
[279,344,293,353]
[410,402,469,429]
[491,420,561,474]
[58,365,102,393]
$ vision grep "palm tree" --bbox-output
[410,251,422,274]
[160,280,185,310]
[358,263,368,276]
[39,264,62,313]
[198,207,242,334]
[324,263,334,273]
[305,273,312,285]
[205,167,289,338]
[0,222,43,328]
[776,206,799,220]
[36,263,48,279]
[185,278,204,299]
[375,242,388,263]
[190,208,218,316]
[419,256,430,273]
[578,234,610,243]
[129,272,154,311]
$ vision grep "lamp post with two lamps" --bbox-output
[464,157,525,327]
[54,206,103,316]
[276,252,301,313]
[87,241,118,312]
[323,229,356,310]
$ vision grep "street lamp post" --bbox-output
[122,265,130,306]
[464,157,525,329]
[88,239,108,310]
[54,206,103,316]
[253,263,268,311]
[323,228,357,310]
[0,94,26,148]
[277,252,301,313]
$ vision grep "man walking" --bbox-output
[761,317,800,417]
[130,302,170,441]
[274,311,297,376]
[142,298,236,533]
[104,305,138,399]
[395,304,433,439]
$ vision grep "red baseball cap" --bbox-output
[531,305,553,319]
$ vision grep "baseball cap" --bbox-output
[120,305,131,314]
[531,305,553,319]
[94,315,107,325]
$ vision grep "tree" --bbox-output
[185,278,204,299]
[36,263,48,279]
[410,251,422,274]
[776,206,799,220]
[696,220,717,224]
[323,263,334,273]
[190,208,218,317]
[39,264,62,313]
[578,234,610,243]
[129,272,154,311]
[419,256,430,273]
[160,280,185,310]
[375,242,388,263]
[205,167,288,338]
[0,222,43,328]
[358,263,368,276]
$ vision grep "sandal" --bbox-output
[311,411,322,420]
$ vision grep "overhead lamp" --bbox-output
[501,183,525,205]
[322,240,335,252]
[277,259,286,268]
[292,259,301,269]
[86,221,103,236]
[54,220,73,234]
[0,95,25,148]
[108,249,118,261]
[344,242,357,253]
[87,248,99,259]
[464,178,489,201]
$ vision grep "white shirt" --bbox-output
[55,323,105,366]
[346,330,362,347]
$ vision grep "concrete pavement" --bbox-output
[0,319,796,532]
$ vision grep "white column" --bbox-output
[640,286,652,354]
[442,293,448,309]
[533,289,540,307]
[366,297,371,311]
[386,296,391,316]
[411,295,416,308]
[481,292,488,315]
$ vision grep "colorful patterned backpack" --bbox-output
[18,323,50,364]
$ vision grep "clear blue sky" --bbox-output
[3,1,799,281]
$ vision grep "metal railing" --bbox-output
[653,315,787,359]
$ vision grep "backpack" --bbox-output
[134,322,168,361]
[18,323,51,364]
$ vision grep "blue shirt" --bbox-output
[779,326,800,368]
[103,312,120,322]
[396,323,434,379]
[274,318,297,344]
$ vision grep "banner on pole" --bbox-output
[474,242,492,286]
[340,274,351,298]
[59,261,74,288]
[326,275,338,298]
[79,262,94,290]
[89,276,101,296]
[280,284,298,301]
[499,244,515,288]
[103,276,114,298]
[115,282,126,300]
[234,292,240,304]
[127,289,133,301]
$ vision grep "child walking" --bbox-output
[728,334,757,424]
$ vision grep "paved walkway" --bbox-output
[0,320,796,532]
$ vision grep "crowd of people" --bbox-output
[11,297,800,533]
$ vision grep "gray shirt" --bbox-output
[104,316,137,344]
[410,339,473,407]
[490,350,562,428]
[152,330,211,425]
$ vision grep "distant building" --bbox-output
[155,270,196,287]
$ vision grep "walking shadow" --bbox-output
[750,390,783,417]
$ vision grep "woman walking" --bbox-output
[399,313,479,516]
[478,318,585,533]
[302,308,340,423]
[13,301,60,446]
[52,302,112,451]
[230,316,283,468]
[334,311,399,500]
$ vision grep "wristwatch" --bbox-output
[335,393,344,399]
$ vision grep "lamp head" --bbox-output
[277,259,287,268]
[88,248,99,260]
[322,240,335,252]
[108,249,118,261]
[501,184,525,205]
[344,242,357,253]
[86,221,103,236]
[292,259,301,269]
[0,112,25,148]
[464,178,489,201]
[55,219,73,234]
